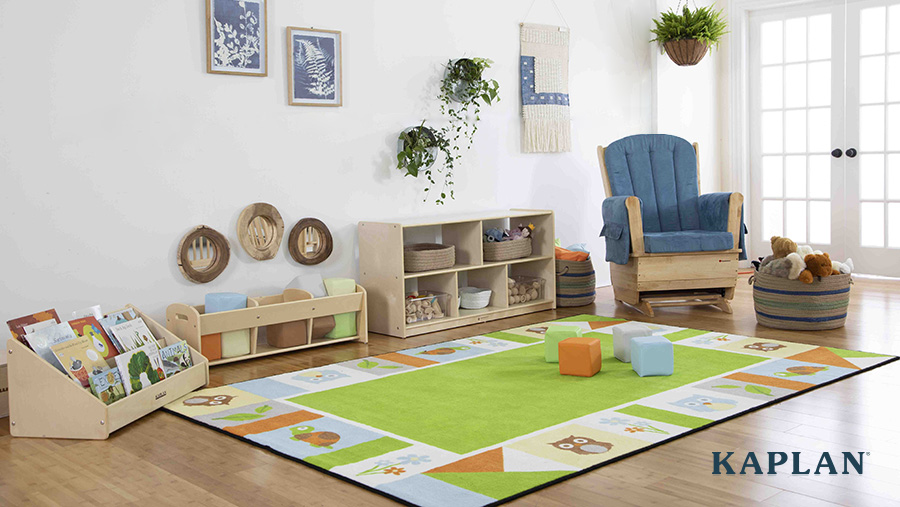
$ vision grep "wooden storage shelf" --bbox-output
[166,286,368,366]
[8,305,209,440]
[360,209,556,338]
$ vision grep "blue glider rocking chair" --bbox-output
[598,134,746,317]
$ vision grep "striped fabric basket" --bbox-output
[750,272,851,330]
[555,257,596,307]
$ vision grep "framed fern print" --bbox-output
[206,0,267,76]
[287,27,342,106]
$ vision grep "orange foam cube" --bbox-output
[201,333,223,361]
[558,336,602,377]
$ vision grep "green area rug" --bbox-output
[166,316,896,507]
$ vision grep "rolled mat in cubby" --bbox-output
[750,272,851,330]
[555,257,596,307]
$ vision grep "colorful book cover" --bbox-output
[50,335,111,388]
[98,308,138,350]
[7,309,61,348]
[115,344,167,396]
[158,341,194,377]
[110,317,160,352]
[88,368,127,405]
[68,317,119,360]
[23,322,78,374]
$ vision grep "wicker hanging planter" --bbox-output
[663,39,709,66]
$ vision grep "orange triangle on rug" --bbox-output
[425,448,504,473]
[787,347,859,370]
[589,321,621,330]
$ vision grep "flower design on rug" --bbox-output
[396,454,431,466]
[670,395,737,413]
[598,417,669,434]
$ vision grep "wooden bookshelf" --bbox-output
[359,209,556,338]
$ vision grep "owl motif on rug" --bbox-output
[670,394,737,413]
[744,342,787,352]
[549,435,613,455]
[182,394,236,406]
[292,369,350,384]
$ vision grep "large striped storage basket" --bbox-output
[750,272,851,330]
[555,257,596,307]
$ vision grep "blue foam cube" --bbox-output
[630,336,674,377]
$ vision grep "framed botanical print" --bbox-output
[207,0,267,76]
[287,27,342,106]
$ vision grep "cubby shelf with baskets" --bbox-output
[359,210,556,338]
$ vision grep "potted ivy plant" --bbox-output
[396,122,455,205]
[650,3,728,66]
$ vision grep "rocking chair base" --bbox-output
[616,289,733,318]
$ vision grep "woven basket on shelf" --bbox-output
[483,238,532,262]
[555,257,596,307]
[403,243,455,272]
[663,39,709,66]
[750,272,851,330]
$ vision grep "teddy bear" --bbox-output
[797,253,840,283]
[771,236,797,258]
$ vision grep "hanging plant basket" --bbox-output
[397,125,440,177]
[663,38,709,66]
[445,58,484,102]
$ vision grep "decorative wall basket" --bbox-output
[663,39,709,66]
[177,225,230,283]
[288,218,333,265]
[237,202,284,260]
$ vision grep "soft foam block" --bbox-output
[558,336,603,377]
[285,274,328,298]
[205,292,250,358]
[612,322,652,363]
[324,278,357,338]
[544,325,583,362]
[631,335,674,377]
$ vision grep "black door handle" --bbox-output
[831,148,843,158]
[846,148,858,158]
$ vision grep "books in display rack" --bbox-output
[50,335,112,388]
[115,344,167,396]
[110,317,160,352]
[22,322,78,374]
[98,308,138,350]
[6,309,61,348]
[158,341,194,377]
[88,368,127,405]
[68,316,120,359]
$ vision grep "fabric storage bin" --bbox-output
[508,276,544,305]
[750,272,851,330]
[555,257,596,307]
[484,238,532,262]
[459,287,492,309]
[404,243,455,272]
[405,292,450,323]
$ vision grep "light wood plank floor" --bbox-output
[2,275,898,506]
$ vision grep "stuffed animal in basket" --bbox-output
[832,257,854,275]
[797,253,840,284]
[759,236,806,280]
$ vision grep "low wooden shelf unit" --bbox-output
[359,209,556,338]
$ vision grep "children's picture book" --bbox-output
[158,341,194,377]
[98,308,138,346]
[22,319,57,336]
[88,368,127,405]
[23,322,78,374]
[71,305,103,321]
[115,344,166,396]
[68,316,120,360]
[110,317,160,352]
[7,309,61,348]
[50,335,111,388]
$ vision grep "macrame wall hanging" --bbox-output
[520,0,571,153]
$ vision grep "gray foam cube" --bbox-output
[612,322,652,362]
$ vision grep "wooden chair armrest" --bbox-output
[625,196,645,255]
[727,192,744,250]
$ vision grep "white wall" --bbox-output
[0,1,655,327]
[653,0,724,193]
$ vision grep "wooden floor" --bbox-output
[2,274,898,506]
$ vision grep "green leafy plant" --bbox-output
[396,122,454,205]
[650,4,728,53]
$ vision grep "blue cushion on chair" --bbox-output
[643,230,734,254]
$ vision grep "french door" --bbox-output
[749,0,900,276]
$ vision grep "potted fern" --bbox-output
[650,3,728,66]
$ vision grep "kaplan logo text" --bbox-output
[712,451,866,475]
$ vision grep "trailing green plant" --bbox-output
[434,57,500,203]
[396,122,454,205]
[650,4,728,53]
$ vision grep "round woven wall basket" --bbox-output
[750,272,852,330]
[555,258,596,307]
[663,38,709,66]
[404,243,455,272]
[483,238,532,262]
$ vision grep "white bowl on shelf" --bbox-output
[459,287,492,309]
